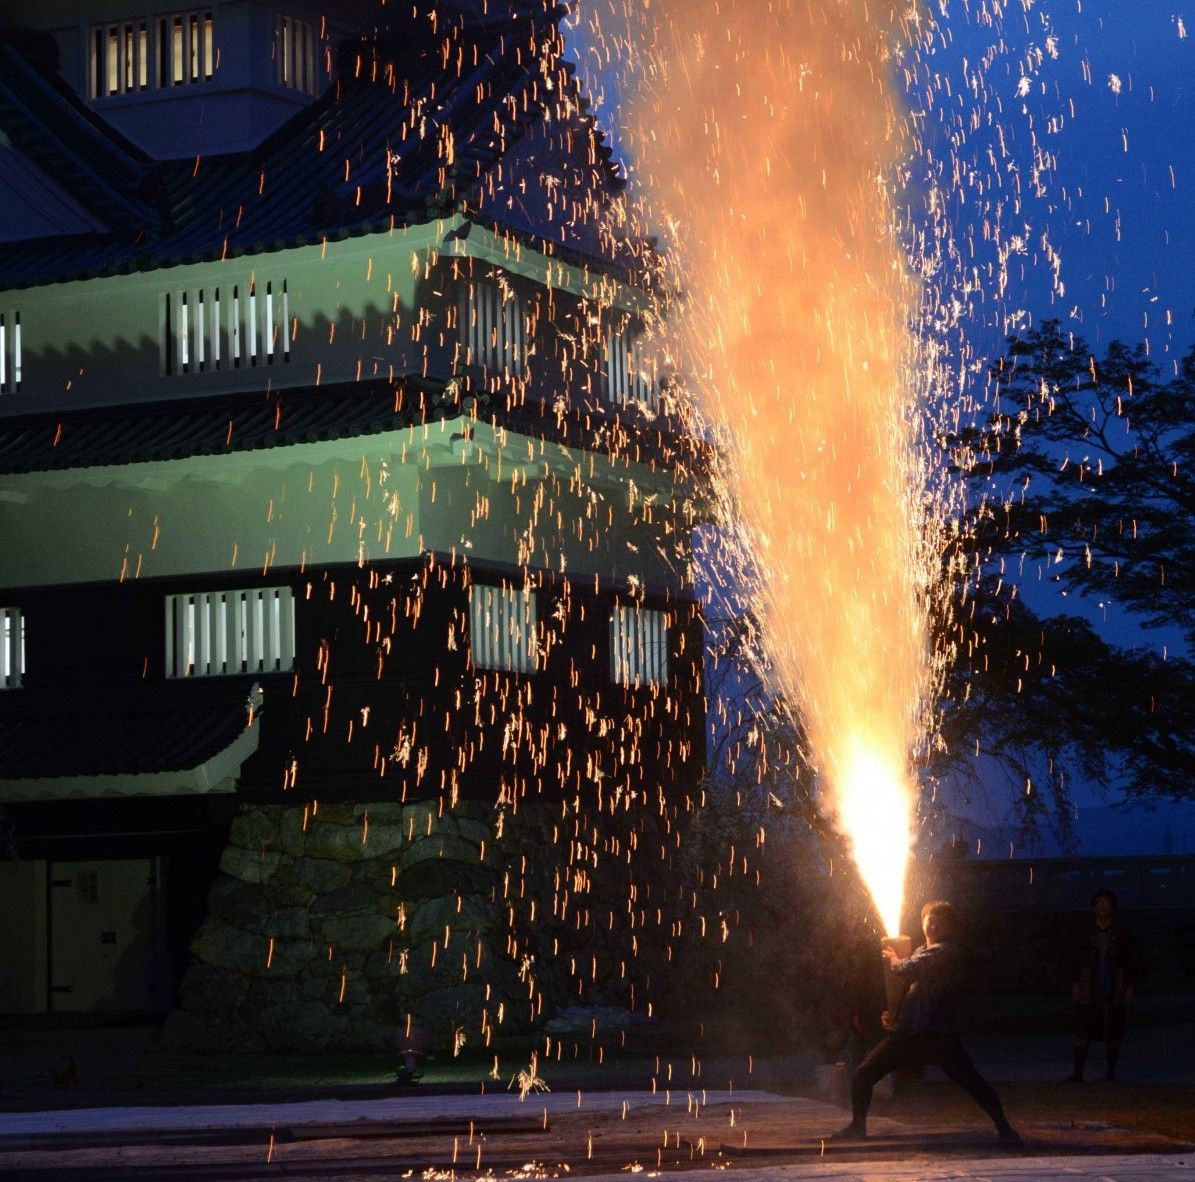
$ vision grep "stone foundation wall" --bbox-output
[164,797,669,1052]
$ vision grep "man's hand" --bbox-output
[880,1009,894,1031]
[881,946,901,969]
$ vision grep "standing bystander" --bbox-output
[1067,888,1143,1083]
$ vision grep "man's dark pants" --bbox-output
[850,1031,1009,1129]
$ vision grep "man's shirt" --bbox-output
[890,940,962,1035]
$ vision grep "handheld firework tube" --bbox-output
[881,935,913,1027]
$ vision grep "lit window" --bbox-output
[461,276,526,375]
[165,587,295,677]
[163,281,288,375]
[157,9,214,88]
[90,21,149,97]
[605,322,662,412]
[276,14,320,94]
[0,311,21,394]
[1,607,25,689]
[610,606,668,687]
[469,584,537,673]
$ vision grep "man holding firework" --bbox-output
[831,900,1021,1145]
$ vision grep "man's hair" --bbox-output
[1091,888,1119,911]
[921,899,959,939]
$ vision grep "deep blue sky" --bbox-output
[566,1,1195,362]
[935,1,1195,365]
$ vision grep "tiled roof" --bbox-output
[0,378,705,479]
[0,381,430,475]
[0,33,154,234]
[0,3,632,290]
[0,696,251,779]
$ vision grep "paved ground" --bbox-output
[0,1086,1189,1181]
[2,1018,1194,1179]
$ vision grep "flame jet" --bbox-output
[627,0,936,935]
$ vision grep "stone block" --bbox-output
[259,906,311,940]
[314,803,357,825]
[363,943,404,981]
[397,939,478,995]
[412,983,488,1038]
[244,976,300,1008]
[408,896,496,945]
[303,821,372,862]
[310,881,376,915]
[220,846,282,885]
[320,912,398,952]
[359,823,408,858]
[402,801,438,836]
[295,971,371,1006]
[398,834,482,872]
[229,807,280,850]
[396,858,494,901]
[192,918,314,978]
[280,808,307,857]
[290,857,353,895]
[454,817,493,847]
[268,869,317,908]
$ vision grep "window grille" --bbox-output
[1,607,25,689]
[163,281,288,374]
[605,323,661,412]
[469,584,537,673]
[460,277,526,375]
[160,10,215,87]
[276,14,319,94]
[0,311,20,394]
[90,10,212,96]
[90,20,150,97]
[165,587,295,678]
[610,606,668,687]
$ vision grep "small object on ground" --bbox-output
[393,1018,431,1084]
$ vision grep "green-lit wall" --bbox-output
[0,418,690,590]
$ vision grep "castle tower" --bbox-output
[0,1,705,1046]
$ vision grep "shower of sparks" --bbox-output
[618,0,939,936]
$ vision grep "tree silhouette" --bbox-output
[938,321,1195,808]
